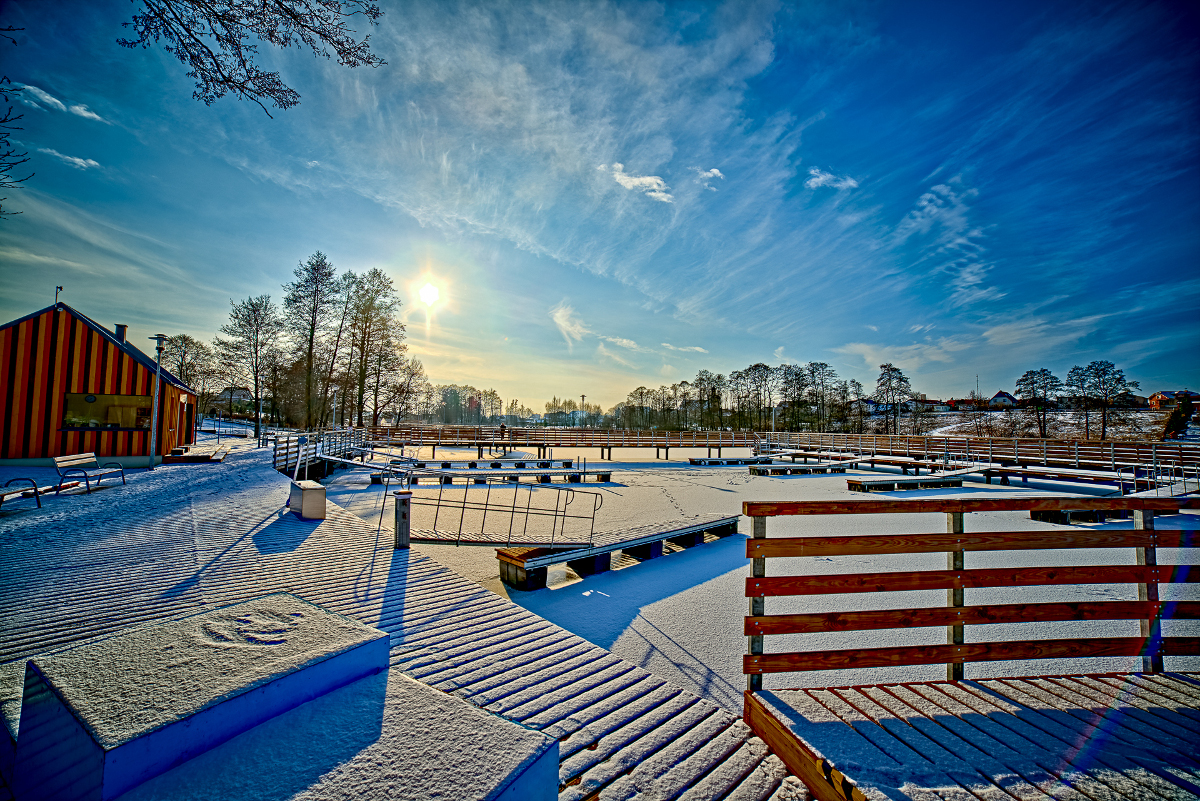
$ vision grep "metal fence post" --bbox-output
[1134,509,1161,673]
[947,511,965,681]
[748,515,767,692]
[394,490,412,549]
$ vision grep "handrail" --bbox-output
[742,495,1199,690]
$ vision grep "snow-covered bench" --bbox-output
[53,452,126,493]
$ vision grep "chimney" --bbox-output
[115,324,128,344]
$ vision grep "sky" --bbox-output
[1,0,1197,410]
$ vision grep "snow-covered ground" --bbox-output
[322,445,1200,715]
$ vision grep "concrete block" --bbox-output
[112,670,557,801]
[11,594,388,801]
[289,480,326,520]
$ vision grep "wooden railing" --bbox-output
[760,432,1199,472]
[363,425,760,449]
[742,497,1200,690]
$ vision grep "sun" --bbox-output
[418,282,440,306]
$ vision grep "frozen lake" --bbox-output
[323,445,1200,714]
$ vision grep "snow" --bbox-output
[322,446,1198,714]
[28,594,387,749]
[117,670,558,801]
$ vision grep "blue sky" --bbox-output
[1,0,1197,408]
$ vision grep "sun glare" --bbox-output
[419,282,440,306]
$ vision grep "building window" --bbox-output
[62,393,153,430]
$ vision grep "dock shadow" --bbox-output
[508,534,747,652]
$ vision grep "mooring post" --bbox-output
[1135,509,1162,673]
[394,490,412,549]
[748,514,766,693]
[947,511,965,681]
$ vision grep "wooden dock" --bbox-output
[0,450,790,800]
[846,475,963,491]
[747,673,1200,801]
[494,516,740,590]
[738,495,1200,801]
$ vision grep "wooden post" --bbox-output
[1135,510,1162,673]
[748,515,766,692]
[947,511,965,681]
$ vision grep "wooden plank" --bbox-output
[747,530,1200,558]
[742,691,868,801]
[745,601,1200,635]
[742,497,1200,517]
[743,636,1200,673]
[747,564,1197,597]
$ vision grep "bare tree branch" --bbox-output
[119,0,386,116]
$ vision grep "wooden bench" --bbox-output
[0,479,82,510]
[740,496,1200,801]
[53,453,126,493]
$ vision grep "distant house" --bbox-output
[850,399,878,415]
[216,387,253,405]
[990,391,1017,408]
[1149,390,1200,410]
[0,303,197,464]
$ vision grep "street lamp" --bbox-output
[147,334,167,470]
[330,388,338,430]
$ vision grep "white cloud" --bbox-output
[19,85,108,122]
[605,163,673,203]
[690,166,724,191]
[804,167,858,190]
[835,338,972,372]
[549,301,590,350]
[908,323,934,333]
[600,335,641,350]
[865,324,878,332]
[38,148,100,170]
[596,341,634,367]
[305,160,321,168]
[68,104,106,123]
[662,342,707,353]
[773,346,799,364]
[21,85,66,112]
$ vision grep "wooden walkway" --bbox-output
[748,674,1200,801]
[739,496,1200,801]
[0,450,792,800]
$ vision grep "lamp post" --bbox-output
[330,388,338,430]
[147,334,167,470]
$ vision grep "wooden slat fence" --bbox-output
[742,496,1200,689]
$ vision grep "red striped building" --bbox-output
[0,303,196,464]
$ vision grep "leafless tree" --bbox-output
[119,0,386,116]
[0,65,32,218]
[214,295,283,437]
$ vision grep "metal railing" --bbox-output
[411,481,604,547]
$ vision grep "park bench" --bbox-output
[0,479,83,510]
[53,452,126,494]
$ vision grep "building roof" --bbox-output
[0,303,196,394]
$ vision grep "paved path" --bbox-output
[0,447,798,800]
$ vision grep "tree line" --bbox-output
[163,252,426,436]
